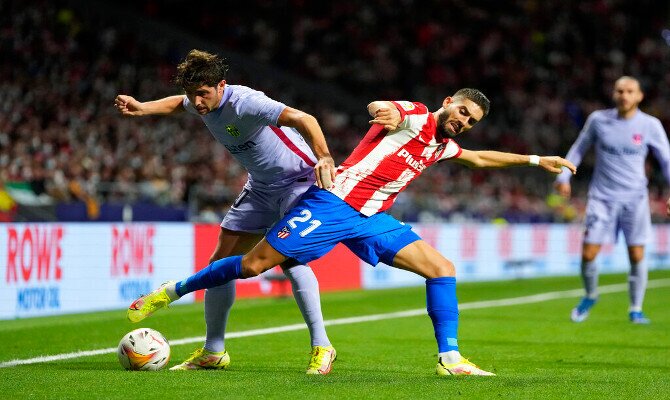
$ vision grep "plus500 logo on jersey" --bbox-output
[111,225,155,302]
[397,148,427,172]
[5,225,64,312]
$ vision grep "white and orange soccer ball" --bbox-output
[117,328,170,371]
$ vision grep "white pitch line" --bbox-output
[2,278,669,369]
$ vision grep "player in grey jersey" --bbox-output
[115,49,337,373]
[555,76,670,324]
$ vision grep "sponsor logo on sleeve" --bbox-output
[395,101,416,111]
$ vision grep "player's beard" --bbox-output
[615,101,637,115]
[436,112,458,138]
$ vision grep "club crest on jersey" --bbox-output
[277,226,291,239]
[226,124,241,137]
[632,133,642,145]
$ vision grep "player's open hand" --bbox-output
[369,108,402,131]
[539,156,576,175]
[314,156,336,190]
[114,95,143,116]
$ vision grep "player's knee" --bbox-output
[582,243,602,262]
[425,259,456,279]
[240,260,262,278]
[240,254,271,278]
[582,253,596,263]
[628,248,645,264]
[582,249,599,262]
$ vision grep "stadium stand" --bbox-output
[1,0,668,222]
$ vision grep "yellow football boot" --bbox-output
[127,281,176,323]
[306,345,337,375]
[169,348,230,371]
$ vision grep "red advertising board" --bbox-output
[193,224,362,300]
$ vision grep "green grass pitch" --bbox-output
[1,270,668,399]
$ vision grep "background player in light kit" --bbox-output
[128,88,576,376]
[555,76,670,324]
[116,49,337,373]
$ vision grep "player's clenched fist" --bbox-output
[114,95,143,116]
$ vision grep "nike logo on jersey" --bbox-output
[397,148,427,172]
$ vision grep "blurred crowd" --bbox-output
[2,0,669,222]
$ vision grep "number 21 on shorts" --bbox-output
[287,209,321,237]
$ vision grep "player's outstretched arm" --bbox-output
[278,106,336,189]
[114,95,185,116]
[453,149,577,175]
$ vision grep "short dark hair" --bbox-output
[174,49,229,91]
[453,88,490,116]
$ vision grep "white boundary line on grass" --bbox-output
[2,278,669,369]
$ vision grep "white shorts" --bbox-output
[583,194,650,246]
[221,179,315,234]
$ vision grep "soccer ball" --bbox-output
[117,328,171,371]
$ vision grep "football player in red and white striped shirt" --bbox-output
[130,88,576,376]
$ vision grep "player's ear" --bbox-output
[442,97,454,108]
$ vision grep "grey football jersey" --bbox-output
[184,84,317,188]
[556,108,670,200]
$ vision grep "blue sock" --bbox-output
[426,276,459,353]
[176,255,243,296]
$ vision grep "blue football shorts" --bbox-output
[266,186,420,266]
[583,193,650,246]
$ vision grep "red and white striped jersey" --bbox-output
[331,101,462,216]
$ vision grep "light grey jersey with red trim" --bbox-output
[555,108,670,200]
[183,84,317,189]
